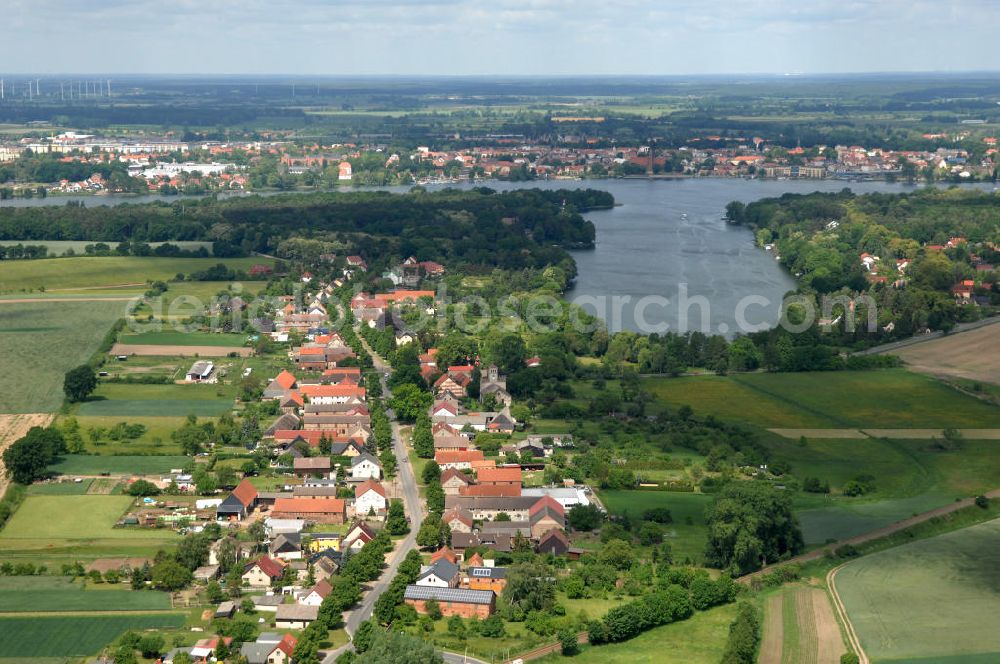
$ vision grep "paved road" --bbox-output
[322,329,424,663]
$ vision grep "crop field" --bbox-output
[537,603,738,664]
[0,256,269,292]
[642,370,1000,429]
[597,490,712,563]
[0,614,185,658]
[758,585,845,664]
[0,577,170,612]
[49,454,189,476]
[889,323,1000,386]
[0,301,125,413]
[834,518,1000,663]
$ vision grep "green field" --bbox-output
[0,240,213,256]
[27,479,93,495]
[0,496,179,565]
[49,454,189,476]
[642,370,1000,429]
[836,518,1000,663]
[0,256,269,292]
[0,301,125,413]
[597,490,712,563]
[118,330,251,347]
[771,436,1000,544]
[0,577,171,612]
[0,614,185,658]
[65,416,199,455]
[537,603,738,664]
[77,382,235,417]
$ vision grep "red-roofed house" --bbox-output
[435,450,485,470]
[477,466,522,487]
[272,498,346,524]
[242,556,285,586]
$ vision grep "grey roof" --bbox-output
[468,566,507,580]
[240,643,271,664]
[270,533,302,552]
[257,633,282,644]
[265,413,300,435]
[276,604,319,620]
[253,595,285,607]
[351,452,379,467]
[404,585,495,605]
[418,559,459,583]
[482,521,531,536]
[445,496,538,511]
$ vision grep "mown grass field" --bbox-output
[597,490,712,564]
[835,518,1000,663]
[536,603,738,664]
[0,496,179,566]
[0,301,125,413]
[0,256,269,292]
[77,382,235,418]
[0,576,170,612]
[0,614,185,658]
[118,330,250,347]
[49,454,189,476]
[642,370,1000,429]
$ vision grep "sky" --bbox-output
[3,0,1000,76]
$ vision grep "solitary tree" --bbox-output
[64,364,98,403]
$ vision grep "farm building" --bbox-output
[404,585,496,618]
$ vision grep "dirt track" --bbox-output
[111,343,252,357]
[0,413,55,497]
[827,565,870,664]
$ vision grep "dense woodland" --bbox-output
[727,188,1000,337]
[0,187,610,272]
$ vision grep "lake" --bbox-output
[3,178,992,334]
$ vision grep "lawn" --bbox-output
[597,490,712,564]
[49,454,189,476]
[0,614,185,658]
[118,330,251,347]
[835,518,1000,662]
[0,496,179,565]
[0,256,269,292]
[27,479,93,495]
[0,577,171,612]
[0,301,125,413]
[536,603,738,664]
[641,370,1000,429]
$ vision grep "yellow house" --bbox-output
[305,533,342,553]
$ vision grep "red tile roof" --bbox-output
[355,479,386,498]
[247,555,284,579]
[273,498,346,515]
[232,479,258,507]
[435,450,485,465]
[477,467,522,484]
[275,370,298,390]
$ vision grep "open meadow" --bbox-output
[641,370,1000,429]
[834,518,1000,663]
[64,416,198,455]
[0,256,269,292]
[536,603,738,664]
[597,490,712,564]
[0,301,125,413]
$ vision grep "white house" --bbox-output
[354,479,387,516]
[297,579,331,607]
[414,559,460,588]
[350,453,381,480]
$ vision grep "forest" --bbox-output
[0,187,611,273]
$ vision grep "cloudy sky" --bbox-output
[3,0,998,75]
